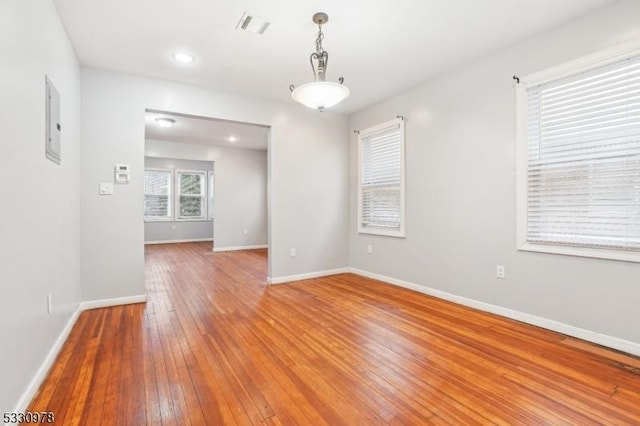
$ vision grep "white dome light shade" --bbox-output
[155,117,175,128]
[172,52,195,64]
[291,81,350,110]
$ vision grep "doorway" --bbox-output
[143,109,270,276]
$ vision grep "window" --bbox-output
[517,43,640,262]
[357,118,405,237]
[208,171,215,221]
[144,169,172,221]
[176,170,207,220]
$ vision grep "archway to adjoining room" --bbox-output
[143,109,270,279]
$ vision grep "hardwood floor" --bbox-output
[28,242,640,425]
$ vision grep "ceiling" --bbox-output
[54,0,614,114]
[145,111,269,150]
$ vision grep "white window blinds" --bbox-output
[144,169,172,220]
[525,54,640,251]
[358,119,405,237]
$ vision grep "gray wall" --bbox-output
[212,147,268,251]
[349,0,640,346]
[82,68,349,301]
[0,0,82,413]
[145,143,269,250]
[144,157,213,243]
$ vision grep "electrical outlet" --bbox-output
[496,265,506,279]
[243,229,248,236]
[290,248,296,257]
[47,294,53,314]
[367,245,373,254]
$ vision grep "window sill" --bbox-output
[144,217,173,223]
[519,242,640,263]
[176,218,210,222]
[358,228,405,238]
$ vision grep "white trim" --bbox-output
[349,268,640,357]
[515,40,640,264]
[208,170,215,221]
[359,118,401,137]
[175,169,207,221]
[357,118,406,238]
[144,167,174,221]
[519,242,640,263]
[13,293,148,417]
[79,293,147,311]
[145,238,213,245]
[522,38,640,87]
[213,244,267,252]
[13,307,82,416]
[267,268,350,285]
[144,217,174,223]
[515,82,528,251]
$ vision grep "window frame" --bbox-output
[144,167,173,222]
[175,169,208,221]
[208,170,215,221]
[357,118,406,238]
[516,40,640,263]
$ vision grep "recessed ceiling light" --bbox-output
[172,52,195,64]
[228,136,237,143]
[155,117,175,128]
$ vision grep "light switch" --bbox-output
[99,182,114,195]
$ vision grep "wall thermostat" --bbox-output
[115,164,131,184]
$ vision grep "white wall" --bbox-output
[213,147,267,250]
[144,156,213,243]
[0,0,82,413]
[349,0,640,347]
[82,69,349,300]
[145,141,268,249]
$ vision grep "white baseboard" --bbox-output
[13,293,148,415]
[268,268,350,285]
[12,307,82,417]
[350,268,640,357]
[79,293,147,311]
[145,238,213,245]
[213,244,267,252]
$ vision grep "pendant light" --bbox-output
[289,13,350,111]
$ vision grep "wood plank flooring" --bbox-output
[28,242,640,424]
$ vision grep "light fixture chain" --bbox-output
[315,24,325,55]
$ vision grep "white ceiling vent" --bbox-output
[236,12,270,35]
